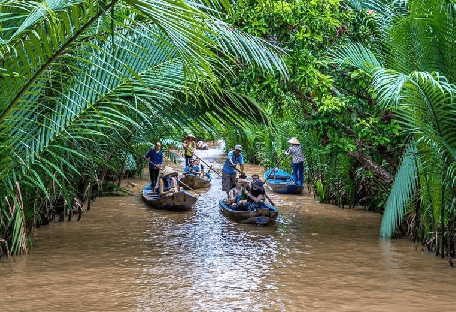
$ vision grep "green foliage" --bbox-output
[333,0,456,246]
[219,0,398,214]
[0,0,287,255]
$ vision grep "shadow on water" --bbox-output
[1,143,456,311]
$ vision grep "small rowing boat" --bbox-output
[179,172,211,189]
[219,199,279,225]
[142,183,198,211]
[264,168,303,194]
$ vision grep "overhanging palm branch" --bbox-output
[0,0,287,255]
[331,0,456,240]
[380,146,417,238]
[379,72,456,238]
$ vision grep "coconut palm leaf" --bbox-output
[380,147,417,238]
[0,0,288,255]
[329,42,382,74]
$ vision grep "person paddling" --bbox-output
[143,142,163,188]
[183,134,196,166]
[284,137,305,187]
[222,144,245,201]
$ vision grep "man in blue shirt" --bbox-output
[143,142,163,188]
[222,144,245,200]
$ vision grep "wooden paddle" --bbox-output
[177,180,200,197]
[193,154,222,178]
[275,153,287,169]
[266,153,287,180]
[231,166,276,207]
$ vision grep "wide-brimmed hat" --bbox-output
[162,166,177,177]
[288,137,300,145]
[235,144,242,151]
[185,134,197,141]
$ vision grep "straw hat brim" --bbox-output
[185,135,197,141]
[162,166,177,176]
[288,137,300,145]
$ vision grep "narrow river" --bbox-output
[1,145,455,311]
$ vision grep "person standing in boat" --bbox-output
[159,166,179,197]
[222,144,245,200]
[284,137,305,187]
[143,142,163,188]
[183,134,197,166]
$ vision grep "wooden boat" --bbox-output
[219,199,279,225]
[264,168,303,194]
[179,172,211,189]
[142,183,198,211]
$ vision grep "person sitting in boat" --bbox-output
[228,178,250,208]
[159,166,179,197]
[183,159,201,176]
[240,180,266,211]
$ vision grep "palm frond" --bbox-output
[380,147,418,238]
[329,42,383,74]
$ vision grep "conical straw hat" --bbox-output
[185,134,197,141]
[162,166,177,177]
[288,137,300,145]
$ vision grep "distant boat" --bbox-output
[179,172,211,189]
[196,140,209,150]
[142,183,198,211]
[219,199,279,225]
[264,168,303,194]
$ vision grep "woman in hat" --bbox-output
[159,166,179,196]
[183,134,197,166]
[284,137,305,187]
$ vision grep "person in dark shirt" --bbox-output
[143,142,163,188]
[240,180,265,211]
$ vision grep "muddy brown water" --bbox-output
[1,145,456,311]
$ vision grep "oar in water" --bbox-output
[231,166,276,207]
[193,154,222,177]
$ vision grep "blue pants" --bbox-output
[150,168,160,188]
[185,155,192,166]
[292,161,304,186]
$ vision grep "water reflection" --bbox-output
[1,144,456,311]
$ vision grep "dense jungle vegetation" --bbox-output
[1,0,456,265]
